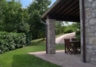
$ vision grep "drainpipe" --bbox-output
[40,19,48,54]
[81,0,86,62]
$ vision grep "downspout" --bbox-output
[40,19,48,54]
[81,0,86,62]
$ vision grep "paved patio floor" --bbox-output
[28,50,96,67]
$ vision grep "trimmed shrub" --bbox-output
[0,32,26,54]
[64,28,74,33]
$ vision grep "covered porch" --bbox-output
[42,0,96,64]
[41,0,85,62]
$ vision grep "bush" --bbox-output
[76,30,80,40]
[0,32,26,54]
[64,28,74,33]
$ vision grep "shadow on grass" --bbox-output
[37,38,45,42]
[30,38,46,46]
[12,54,61,67]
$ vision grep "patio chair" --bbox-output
[71,38,77,41]
[64,39,74,54]
[75,42,81,54]
[71,38,81,54]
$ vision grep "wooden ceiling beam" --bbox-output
[53,0,73,14]
[64,9,79,19]
[48,15,80,22]
[63,4,79,15]
[50,0,67,14]
[58,0,79,16]
[70,9,79,16]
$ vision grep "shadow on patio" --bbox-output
[29,50,96,67]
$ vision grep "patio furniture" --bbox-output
[71,38,77,41]
[70,41,81,54]
[64,39,74,54]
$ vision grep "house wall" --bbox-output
[80,0,96,64]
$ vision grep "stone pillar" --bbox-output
[80,0,96,64]
[46,17,56,54]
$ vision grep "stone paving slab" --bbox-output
[28,50,96,67]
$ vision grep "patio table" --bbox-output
[70,41,81,54]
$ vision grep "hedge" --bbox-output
[0,32,26,54]
[64,28,74,33]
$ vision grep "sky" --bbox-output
[20,0,56,8]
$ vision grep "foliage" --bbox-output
[64,27,74,33]
[0,32,26,54]
[0,0,30,45]
[0,0,52,44]
[64,22,80,33]
[0,0,30,33]
[55,21,65,35]
[55,22,75,34]
[76,30,80,40]
[70,22,80,31]
[16,8,30,33]
[72,23,80,40]
[28,0,51,39]
[0,0,6,31]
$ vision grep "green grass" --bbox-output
[0,39,63,67]
[56,33,64,37]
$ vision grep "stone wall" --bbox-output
[80,0,96,64]
[46,17,56,54]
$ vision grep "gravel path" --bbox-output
[55,32,76,44]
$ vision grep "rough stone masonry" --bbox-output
[80,0,96,64]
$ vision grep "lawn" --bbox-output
[0,39,64,67]
[56,33,64,37]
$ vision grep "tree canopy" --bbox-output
[0,0,51,45]
[0,0,30,32]
[28,0,51,39]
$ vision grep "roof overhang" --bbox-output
[41,0,80,22]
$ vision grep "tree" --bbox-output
[28,0,51,39]
[0,0,21,32]
[0,0,30,33]
[16,8,30,33]
[0,0,7,31]
[0,0,30,45]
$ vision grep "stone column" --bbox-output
[80,0,96,64]
[46,17,56,54]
